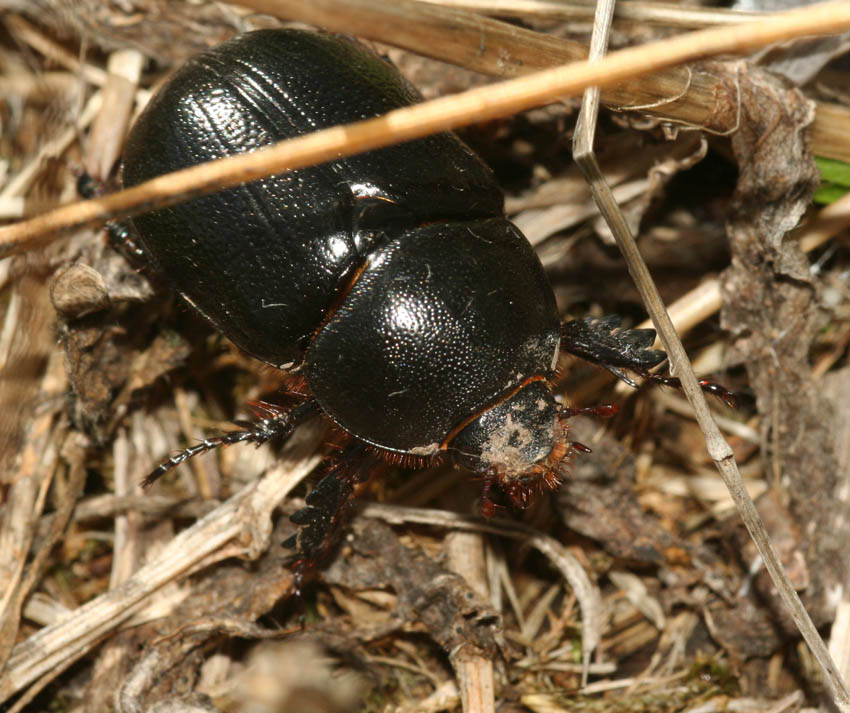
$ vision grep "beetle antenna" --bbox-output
[142,399,318,488]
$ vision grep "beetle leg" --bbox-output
[478,468,502,519]
[284,441,375,582]
[142,399,318,487]
[560,403,618,419]
[76,169,150,264]
[633,372,738,409]
[560,315,665,376]
[105,221,149,264]
[560,316,736,407]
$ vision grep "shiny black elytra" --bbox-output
[121,29,732,560]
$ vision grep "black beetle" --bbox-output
[120,29,731,558]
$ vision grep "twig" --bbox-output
[419,0,765,28]
[360,502,603,678]
[569,1,850,710]
[85,48,144,181]
[248,0,850,158]
[0,450,322,705]
[2,2,850,257]
[445,531,494,713]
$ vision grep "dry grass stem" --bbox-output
[420,0,765,28]
[0,452,321,703]
[567,12,847,703]
[246,0,850,156]
[1,2,850,256]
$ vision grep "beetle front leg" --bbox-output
[560,315,665,385]
[284,441,375,584]
[560,316,736,407]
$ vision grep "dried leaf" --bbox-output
[721,63,843,628]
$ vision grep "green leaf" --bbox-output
[813,183,849,205]
[815,157,850,187]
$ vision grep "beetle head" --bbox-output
[450,380,571,510]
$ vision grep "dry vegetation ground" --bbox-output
[2,1,850,712]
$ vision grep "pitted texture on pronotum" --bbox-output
[305,219,560,453]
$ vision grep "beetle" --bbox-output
[120,29,732,559]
